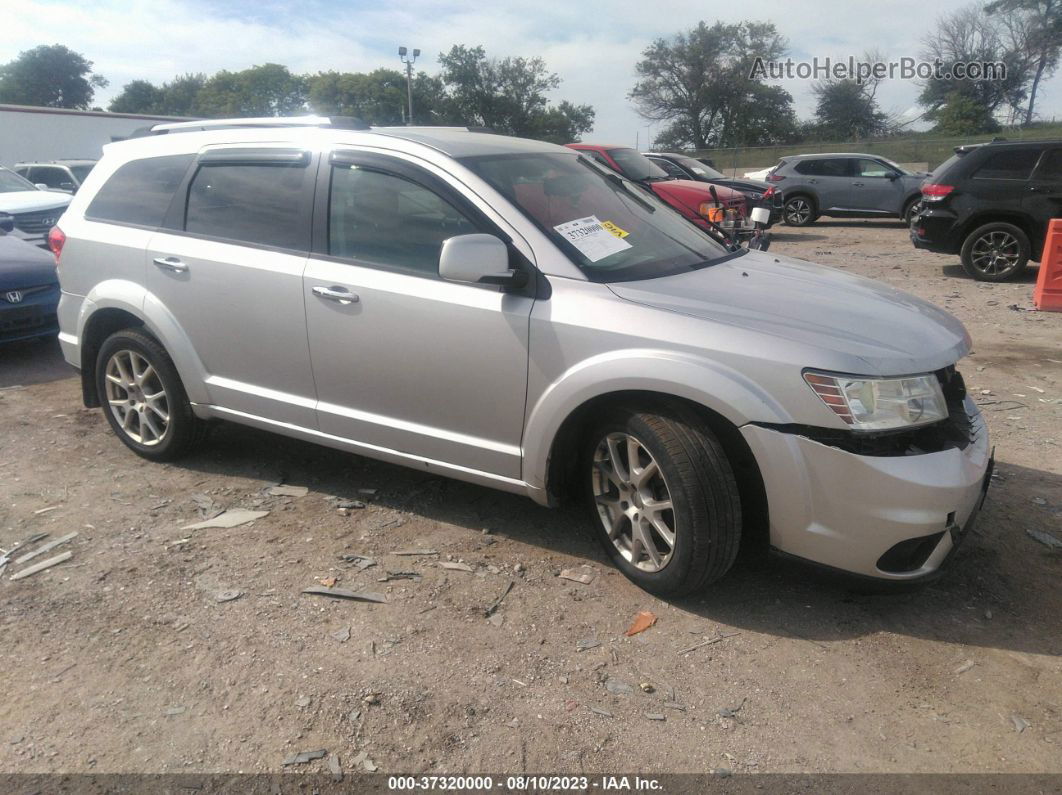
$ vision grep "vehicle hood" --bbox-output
[651,178,743,205]
[715,178,770,194]
[0,234,58,289]
[0,191,71,214]
[607,250,971,375]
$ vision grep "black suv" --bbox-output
[911,140,1062,281]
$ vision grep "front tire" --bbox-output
[95,328,206,461]
[584,405,742,596]
[960,222,1030,281]
[783,195,816,226]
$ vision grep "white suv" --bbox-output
[50,117,992,595]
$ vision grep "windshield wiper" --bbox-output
[602,171,656,213]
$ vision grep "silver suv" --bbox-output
[51,117,992,595]
[771,153,928,227]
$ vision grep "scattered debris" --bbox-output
[487,613,505,627]
[559,567,595,585]
[351,750,377,772]
[678,631,741,655]
[335,499,366,510]
[589,706,613,718]
[295,696,311,708]
[14,531,78,565]
[718,697,747,719]
[9,551,73,581]
[645,712,666,721]
[347,709,361,724]
[318,577,338,588]
[163,706,186,716]
[381,571,421,582]
[485,580,514,617]
[663,702,686,711]
[576,636,601,652]
[1011,714,1031,733]
[439,561,474,572]
[392,549,439,557]
[215,590,242,603]
[954,660,976,675]
[182,509,269,530]
[301,586,387,603]
[331,627,351,643]
[267,485,308,497]
[605,678,634,696]
[357,488,379,499]
[328,754,343,782]
[1026,528,1062,550]
[625,611,657,636]
[282,749,327,766]
[33,506,60,515]
[640,682,654,693]
[340,554,376,571]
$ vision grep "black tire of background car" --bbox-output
[95,328,208,461]
[783,195,817,226]
[903,198,921,226]
[583,404,742,596]
[959,221,1031,282]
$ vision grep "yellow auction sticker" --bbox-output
[601,221,629,239]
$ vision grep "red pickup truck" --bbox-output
[565,143,748,231]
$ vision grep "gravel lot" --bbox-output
[1,219,1060,776]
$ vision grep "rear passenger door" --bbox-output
[302,150,533,480]
[1022,148,1062,246]
[144,146,317,427]
[794,158,852,211]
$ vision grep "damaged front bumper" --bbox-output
[741,395,992,581]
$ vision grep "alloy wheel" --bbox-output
[104,349,170,446]
[785,198,811,225]
[969,230,1021,276]
[591,432,677,573]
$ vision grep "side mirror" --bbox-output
[59,182,75,192]
[439,234,525,286]
[35,183,49,190]
[0,214,13,234]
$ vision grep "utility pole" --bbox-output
[398,46,420,125]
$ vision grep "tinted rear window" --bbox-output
[86,155,192,227]
[929,153,963,180]
[184,162,310,250]
[794,158,850,177]
[973,148,1041,180]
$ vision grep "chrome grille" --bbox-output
[12,208,64,236]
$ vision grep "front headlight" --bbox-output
[803,371,948,431]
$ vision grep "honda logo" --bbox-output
[4,291,23,303]
[40,218,57,227]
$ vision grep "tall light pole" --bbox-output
[398,46,420,125]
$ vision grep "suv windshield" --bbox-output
[461,152,735,282]
[674,155,723,179]
[606,148,670,181]
[0,167,37,194]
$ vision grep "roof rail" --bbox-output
[133,115,371,137]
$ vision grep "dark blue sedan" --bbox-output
[0,215,60,344]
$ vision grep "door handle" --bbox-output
[1028,185,1046,193]
[152,256,188,273]
[312,285,359,305]
[852,182,864,187]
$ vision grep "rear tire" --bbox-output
[583,404,742,596]
[783,195,816,226]
[960,222,1030,281]
[95,328,207,461]
[902,198,921,226]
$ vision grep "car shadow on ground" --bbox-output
[0,336,73,388]
[177,421,1062,660]
[941,262,1042,284]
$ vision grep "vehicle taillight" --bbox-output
[767,174,785,182]
[921,184,954,202]
[48,225,65,265]
[763,186,776,198]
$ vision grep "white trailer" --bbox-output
[0,104,191,167]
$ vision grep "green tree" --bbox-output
[0,44,107,109]
[986,0,1062,125]
[308,68,453,125]
[929,91,1002,134]
[437,45,594,139]
[811,79,890,140]
[156,74,207,116]
[109,79,163,114]
[628,20,793,149]
[196,63,307,117]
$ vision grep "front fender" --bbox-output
[521,348,792,490]
[79,280,210,405]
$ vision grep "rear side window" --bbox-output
[973,149,1041,180]
[328,165,478,277]
[185,162,310,250]
[651,158,687,179]
[1034,149,1062,180]
[795,159,850,177]
[86,155,192,227]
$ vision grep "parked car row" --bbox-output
[0,165,75,247]
[14,159,97,194]
[0,213,60,344]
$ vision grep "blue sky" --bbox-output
[5,0,1060,147]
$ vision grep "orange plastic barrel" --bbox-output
[1034,218,1062,311]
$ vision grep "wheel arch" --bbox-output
[959,213,1041,260]
[783,191,818,213]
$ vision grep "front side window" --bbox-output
[461,152,734,282]
[674,155,723,179]
[606,148,670,181]
[650,158,687,179]
[185,162,309,250]
[854,159,892,178]
[86,154,192,227]
[30,167,68,189]
[328,165,479,277]
[974,149,1041,180]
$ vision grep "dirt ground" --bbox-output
[1,219,1060,777]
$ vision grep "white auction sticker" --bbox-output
[553,215,632,262]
